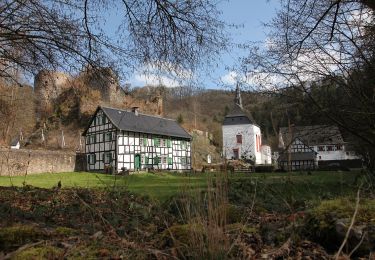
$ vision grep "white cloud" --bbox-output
[134,73,180,87]
[220,71,239,85]
[130,62,194,87]
[220,70,284,90]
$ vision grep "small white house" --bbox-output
[10,138,20,149]
[222,85,271,165]
[83,106,192,172]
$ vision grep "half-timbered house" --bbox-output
[278,125,361,170]
[278,137,317,170]
[83,106,192,172]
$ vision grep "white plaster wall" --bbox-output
[252,125,262,165]
[261,145,272,165]
[222,124,262,164]
[312,145,360,161]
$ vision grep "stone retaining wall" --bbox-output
[0,148,86,176]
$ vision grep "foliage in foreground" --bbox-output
[0,171,374,258]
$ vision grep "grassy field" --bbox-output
[0,171,362,202]
[0,170,372,258]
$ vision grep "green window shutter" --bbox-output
[154,138,160,147]
[167,139,171,148]
[145,156,149,164]
[143,138,147,146]
[102,115,106,124]
[168,157,172,165]
[154,156,159,165]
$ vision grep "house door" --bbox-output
[134,154,141,170]
[233,149,239,160]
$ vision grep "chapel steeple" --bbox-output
[234,82,243,109]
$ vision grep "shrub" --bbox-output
[14,245,62,260]
[303,198,375,254]
[0,225,45,250]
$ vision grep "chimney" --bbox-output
[131,106,139,116]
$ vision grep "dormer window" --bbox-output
[236,134,242,144]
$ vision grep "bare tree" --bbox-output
[241,0,375,171]
[0,0,227,84]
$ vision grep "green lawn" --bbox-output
[0,172,209,200]
[0,171,362,202]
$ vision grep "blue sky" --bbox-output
[128,0,280,89]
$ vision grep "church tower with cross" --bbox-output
[222,83,271,165]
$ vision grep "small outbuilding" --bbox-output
[10,138,20,149]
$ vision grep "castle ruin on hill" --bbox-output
[34,68,163,123]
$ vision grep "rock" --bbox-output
[59,242,73,248]
[335,218,350,237]
[91,231,103,240]
[352,225,366,240]
[335,219,366,240]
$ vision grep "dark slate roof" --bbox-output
[84,106,191,139]
[279,125,344,146]
[278,152,316,162]
[10,138,19,146]
[222,104,257,126]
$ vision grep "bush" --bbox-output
[0,225,45,250]
[303,198,375,254]
[177,114,184,124]
[255,165,275,172]
[14,245,62,260]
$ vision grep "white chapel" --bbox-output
[222,85,271,165]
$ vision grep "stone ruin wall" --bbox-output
[0,148,85,176]
[81,68,127,105]
[34,69,163,120]
[34,70,72,119]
